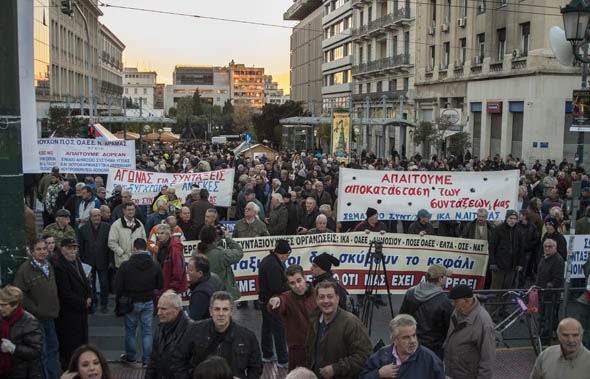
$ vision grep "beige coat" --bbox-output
[108,217,146,267]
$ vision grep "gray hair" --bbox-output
[319,204,331,215]
[75,182,85,189]
[247,201,260,215]
[388,314,417,339]
[477,208,488,216]
[285,367,318,379]
[160,290,182,308]
[156,198,168,207]
[271,193,283,202]
[316,214,327,223]
[157,224,171,234]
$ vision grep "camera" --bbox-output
[373,240,384,259]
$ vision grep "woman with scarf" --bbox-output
[0,285,42,378]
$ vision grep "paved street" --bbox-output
[89,294,538,378]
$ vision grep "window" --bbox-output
[367,82,371,93]
[393,35,398,55]
[445,0,451,23]
[389,79,397,91]
[360,11,364,26]
[478,0,485,13]
[497,28,506,61]
[134,88,137,94]
[124,88,128,94]
[431,0,436,24]
[443,42,450,67]
[403,78,409,90]
[404,31,410,54]
[368,6,372,23]
[143,88,147,94]
[429,45,435,69]
[358,84,363,94]
[459,38,467,64]
[461,0,467,17]
[367,42,372,62]
[377,81,382,92]
[477,33,485,61]
[521,22,530,57]
[359,46,364,64]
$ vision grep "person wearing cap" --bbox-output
[258,240,292,368]
[353,207,387,233]
[311,253,352,311]
[14,238,60,378]
[53,237,92,369]
[408,209,434,236]
[540,217,567,260]
[488,209,524,311]
[42,208,76,251]
[399,264,453,358]
[360,314,444,379]
[443,284,495,379]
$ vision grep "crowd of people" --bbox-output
[4,141,590,378]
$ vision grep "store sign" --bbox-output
[486,101,502,113]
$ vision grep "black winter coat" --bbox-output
[489,222,524,270]
[536,253,564,288]
[114,252,163,303]
[258,253,288,304]
[146,311,194,379]
[180,319,263,379]
[541,231,567,261]
[54,256,92,367]
[188,273,226,321]
[78,221,113,270]
[398,286,453,356]
[1,309,42,379]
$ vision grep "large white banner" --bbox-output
[106,167,235,207]
[566,235,590,279]
[27,138,136,174]
[182,232,489,300]
[337,168,519,222]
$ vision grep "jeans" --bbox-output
[40,320,59,379]
[260,306,288,364]
[91,268,109,308]
[124,301,153,364]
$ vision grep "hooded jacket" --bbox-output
[398,281,453,356]
[114,251,164,302]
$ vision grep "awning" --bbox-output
[91,123,119,141]
[114,131,140,140]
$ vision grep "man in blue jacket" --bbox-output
[360,314,444,379]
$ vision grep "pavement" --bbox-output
[89,294,538,378]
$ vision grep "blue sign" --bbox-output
[540,142,549,148]
[244,132,253,143]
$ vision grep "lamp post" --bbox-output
[561,0,590,166]
[560,0,590,316]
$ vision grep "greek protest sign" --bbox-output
[29,138,135,174]
[566,235,590,279]
[337,168,519,222]
[182,232,488,301]
[106,167,235,207]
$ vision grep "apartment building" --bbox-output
[154,83,165,109]
[322,0,354,112]
[164,66,230,112]
[229,61,265,109]
[414,0,580,162]
[264,75,290,105]
[123,68,157,110]
[99,24,125,109]
[351,0,416,157]
[284,0,324,113]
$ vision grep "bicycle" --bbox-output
[492,286,543,356]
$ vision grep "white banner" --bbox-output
[566,235,590,279]
[337,168,519,222]
[27,138,136,174]
[182,232,489,300]
[106,167,235,207]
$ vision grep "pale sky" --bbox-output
[100,0,296,93]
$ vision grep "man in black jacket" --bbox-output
[79,208,113,313]
[114,238,163,367]
[258,239,291,368]
[146,290,194,378]
[182,291,263,378]
[489,210,524,296]
[398,264,453,359]
[187,254,226,321]
[536,239,564,344]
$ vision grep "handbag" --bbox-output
[115,295,134,317]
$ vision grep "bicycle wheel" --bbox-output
[525,312,543,356]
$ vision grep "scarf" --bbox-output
[0,306,24,373]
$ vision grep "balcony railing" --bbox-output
[352,54,411,75]
[489,62,503,72]
[353,8,412,38]
[352,90,408,102]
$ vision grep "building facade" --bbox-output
[163,66,230,112]
[351,0,416,157]
[285,0,324,114]
[98,24,124,110]
[123,68,157,110]
[229,61,265,109]
[322,0,354,112]
[154,83,165,109]
[264,75,290,105]
[413,0,581,163]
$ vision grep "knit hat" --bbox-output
[55,209,71,218]
[545,217,559,230]
[274,239,292,255]
[366,207,378,218]
[449,284,473,300]
[417,209,432,219]
[505,209,518,219]
[427,264,452,280]
[312,252,340,272]
[60,238,78,248]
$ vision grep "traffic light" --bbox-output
[77,118,89,138]
[61,0,74,16]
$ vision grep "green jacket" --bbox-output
[13,259,60,321]
[305,307,372,379]
[41,223,75,248]
[198,238,244,301]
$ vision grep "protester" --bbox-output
[310,253,351,311]
[408,209,434,236]
[156,224,187,294]
[192,356,233,379]
[108,202,147,269]
[60,344,112,379]
[187,254,226,321]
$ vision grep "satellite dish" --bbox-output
[550,26,574,66]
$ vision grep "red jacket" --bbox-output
[161,237,187,294]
